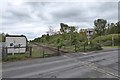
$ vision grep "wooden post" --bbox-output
[112,35,114,46]
[2,47,6,60]
[2,47,7,60]
[75,44,77,52]
[43,49,45,58]
[84,43,86,52]
[5,47,7,57]
[29,47,32,58]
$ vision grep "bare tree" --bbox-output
[47,26,56,35]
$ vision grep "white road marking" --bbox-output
[82,53,88,55]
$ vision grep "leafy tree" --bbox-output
[60,23,69,33]
[94,19,107,36]
[105,21,120,34]
[94,19,107,45]
[46,33,50,42]
[79,29,87,42]
[116,21,120,33]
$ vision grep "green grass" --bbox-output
[3,51,48,62]
[32,49,43,58]
[102,46,119,49]
[3,45,58,62]
[3,53,29,62]
[3,48,46,62]
[62,46,75,52]
[32,46,53,58]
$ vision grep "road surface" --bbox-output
[2,50,119,78]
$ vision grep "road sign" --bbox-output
[88,41,90,45]
[86,28,93,39]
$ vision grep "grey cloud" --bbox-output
[51,7,90,23]
[8,10,30,19]
[52,9,81,19]
[2,9,32,25]
[25,2,49,6]
[1,2,118,40]
[98,2,117,12]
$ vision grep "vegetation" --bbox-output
[2,19,120,61]
[3,46,52,62]
[92,34,120,46]
[3,53,29,62]
[31,19,120,52]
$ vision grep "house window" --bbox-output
[10,43,13,46]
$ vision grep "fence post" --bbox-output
[84,43,86,52]
[75,44,77,52]
[5,47,7,58]
[29,47,32,58]
[42,47,45,58]
[2,47,7,60]
[2,47,5,60]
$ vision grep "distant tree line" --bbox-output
[93,19,120,38]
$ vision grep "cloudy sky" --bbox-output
[0,0,119,40]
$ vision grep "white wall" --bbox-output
[5,37,26,53]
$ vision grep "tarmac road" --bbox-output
[2,50,119,78]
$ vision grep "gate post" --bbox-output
[84,43,86,52]
[2,47,7,60]
[2,47,5,60]
[43,48,45,58]
[29,47,32,58]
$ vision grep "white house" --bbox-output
[5,35,27,54]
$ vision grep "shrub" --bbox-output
[102,40,112,46]
[92,43,103,50]
[92,34,120,46]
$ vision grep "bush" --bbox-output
[92,43,103,50]
[92,34,120,46]
[102,40,112,46]
[77,42,102,52]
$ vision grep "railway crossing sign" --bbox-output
[86,28,93,39]
[86,28,93,45]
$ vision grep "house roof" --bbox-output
[6,34,25,37]
[5,34,28,42]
